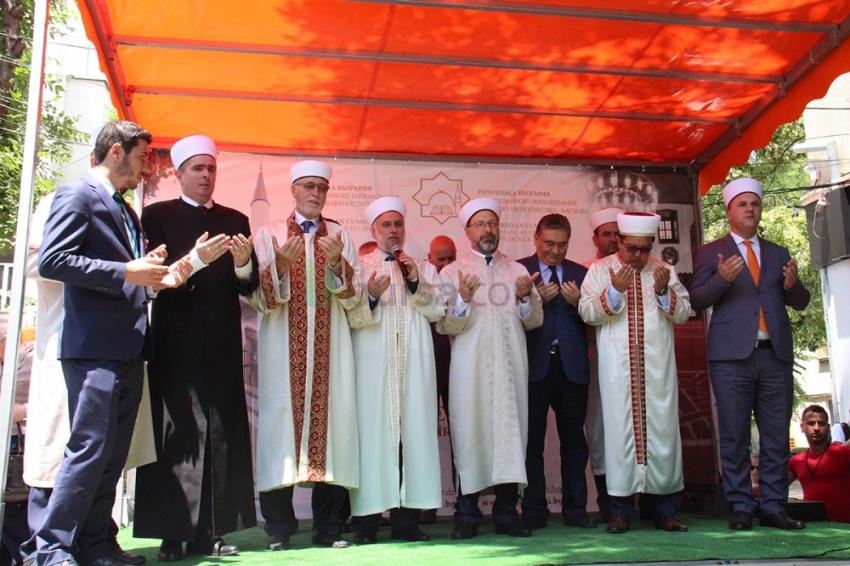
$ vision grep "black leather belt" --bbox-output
[754,339,772,349]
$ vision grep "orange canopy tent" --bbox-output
[77,0,850,194]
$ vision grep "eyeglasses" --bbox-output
[294,181,330,193]
[469,220,499,230]
[623,244,653,254]
[542,241,568,250]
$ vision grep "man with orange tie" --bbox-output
[690,178,810,532]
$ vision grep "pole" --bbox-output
[0,0,51,526]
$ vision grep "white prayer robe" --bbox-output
[347,251,446,515]
[249,218,362,491]
[581,255,606,476]
[437,251,543,494]
[578,254,689,497]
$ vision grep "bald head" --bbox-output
[428,236,457,273]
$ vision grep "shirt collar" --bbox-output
[89,168,119,197]
[181,194,213,209]
[538,258,560,274]
[730,231,758,246]
[294,211,321,230]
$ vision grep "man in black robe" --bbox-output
[133,135,259,561]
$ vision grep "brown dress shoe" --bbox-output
[654,515,689,532]
[728,510,753,530]
[759,511,805,530]
[605,514,630,534]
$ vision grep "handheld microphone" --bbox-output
[391,245,409,278]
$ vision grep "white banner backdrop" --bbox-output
[145,153,697,520]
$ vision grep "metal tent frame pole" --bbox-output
[0,0,50,526]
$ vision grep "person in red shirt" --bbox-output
[788,404,850,524]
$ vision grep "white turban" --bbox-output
[171,135,216,170]
[589,208,624,231]
[365,196,406,226]
[459,198,501,226]
[617,212,660,237]
[291,160,332,183]
[722,178,763,207]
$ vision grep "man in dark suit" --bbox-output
[690,177,810,532]
[518,213,595,530]
[25,121,188,566]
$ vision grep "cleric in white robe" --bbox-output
[437,198,543,540]
[248,160,362,549]
[346,196,446,543]
[578,211,690,534]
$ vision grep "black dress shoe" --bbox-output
[523,516,548,530]
[728,510,753,531]
[654,515,689,532]
[760,511,806,530]
[420,509,437,524]
[390,527,431,542]
[312,533,350,548]
[450,522,478,540]
[267,534,290,551]
[564,514,598,529]
[354,528,378,544]
[211,539,240,557]
[156,540,183,562]
[494,519,532,537]
[110,538,146,565]
[606,513,631,534]
[186,537,239,557]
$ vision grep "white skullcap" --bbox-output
[459,198,501,226]
[291,160,332,183]
[722,178,763,207]
[365,196,406,226]
[589,208,624,231]
[171,135,216,170]
[617,212,660,237]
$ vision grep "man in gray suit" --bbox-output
[690,177,810,532]
[24,121,188,566]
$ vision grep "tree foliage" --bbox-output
[701,118,827,365]
[0,0,83,254]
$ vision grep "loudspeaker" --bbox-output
[805,185,850,270]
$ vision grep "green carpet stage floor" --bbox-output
[117,514,850,566]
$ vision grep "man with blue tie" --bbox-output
[25,121,189,566]
[518,214,595,530]
[690,178,810,531]
[249,160,362,551]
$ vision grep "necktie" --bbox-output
[485,256,493,265]
[112,192,139,258]
[301,220,313,234]
[549,265,560,287]
[743,240,768,334]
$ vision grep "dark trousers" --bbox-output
[522,349,589,520]
[455,483,520,526]
[1,500,28,566]
[23,357,144,565]
[710,347,793,516]
[259,483,348,538]
[22,488,121,560]
[351,508,418,533]
[610,492,677,519]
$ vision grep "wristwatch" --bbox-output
[656,287,668,296]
